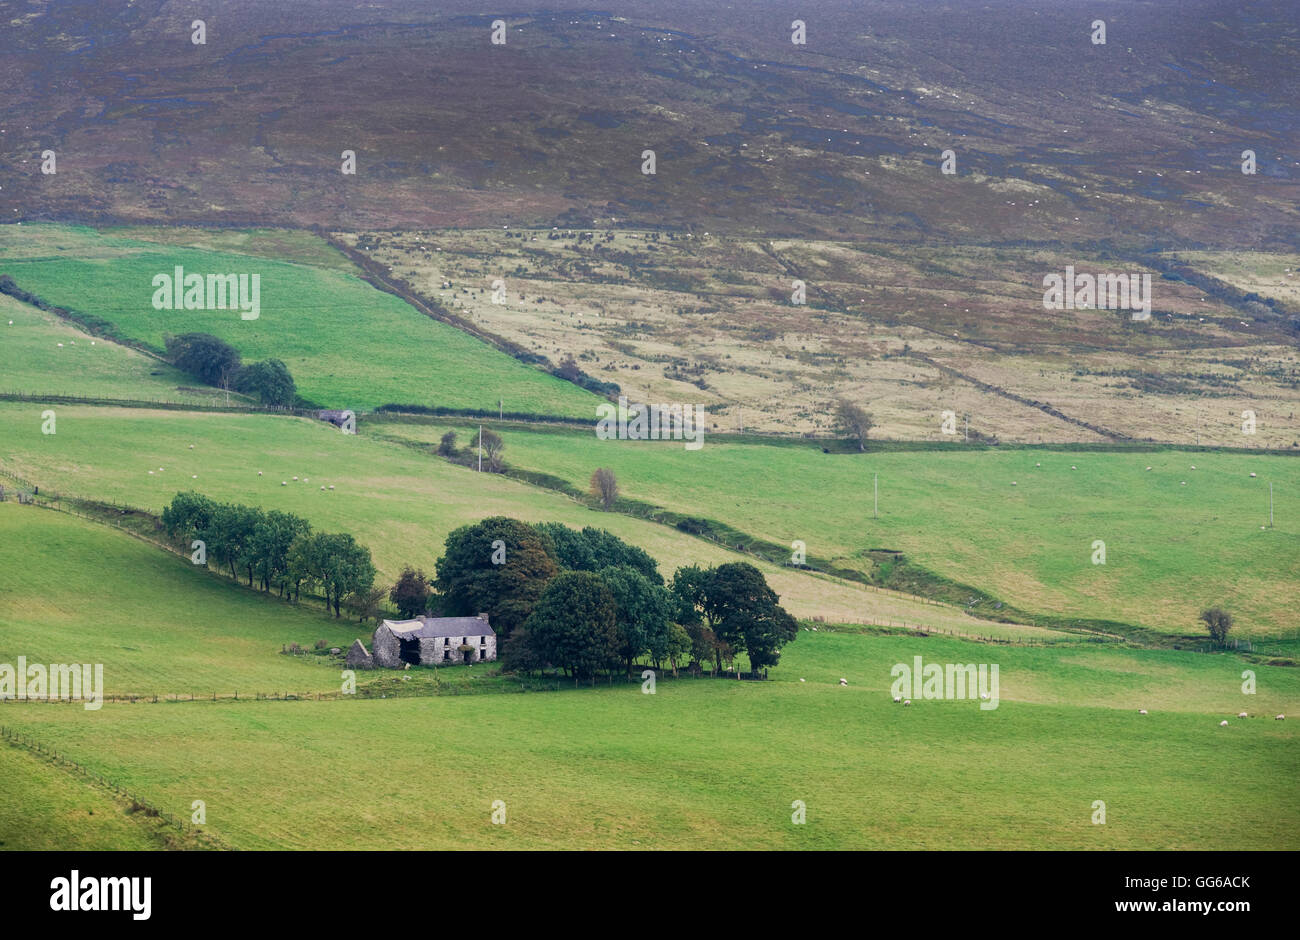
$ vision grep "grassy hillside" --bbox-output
[3,630,1296,850]
[0,291,259,406]
[0,504,360,695]
[0,403,1033,637]
[378,420,1300,639]
[0,224,599,417]
[0,742,164,850]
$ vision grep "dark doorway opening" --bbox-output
[398,636,421,666]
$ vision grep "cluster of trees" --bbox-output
[161,492,375,617]
[431,516,797,681]
[163,333,297,407]
[436,428,505,472]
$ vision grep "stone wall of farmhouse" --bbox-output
[369,626,497,668]
[415,634,497,665]
[371,624,402,668]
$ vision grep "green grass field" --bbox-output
[2,626,1296,850]
[378,421,1300,640]
[0,402,1039,635]
[4,222,1296,853]
[0,742,165,850]
[0,292,250,406]
[0,504,359,695]
[0,223,598,416]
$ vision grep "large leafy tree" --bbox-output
[533,522,661,584]
[524,572,619,681]
[702,562,798,672]
[599,565,672,675]
[833,399,874,451]
[390,566,432,619]
[161,491,218,551]
[533,521,598,572]
[249,510,311,595]
[234,358,296,407]
[434,516,559,636]
[164,332,242,388]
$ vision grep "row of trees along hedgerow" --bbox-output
[162,492,375,617]
[430,517,798,682]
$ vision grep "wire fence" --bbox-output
[0,724,228,848]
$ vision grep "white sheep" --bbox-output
[893,695,901,702]
[1138,709,1148,715]
[1277,715,1286,720]
[1250,472,1257,478]
[1219,720,1229,727]
[281,481,287,486]
[799,678,806,683]
[189,444,195,449]
[320,486,326,490]
[1071,465,1077,470]
[1146,466,1152,471]
[1238,712,1247,718]
[328,485,335,490]
[1190,465,1197,470]
[192,475,197,479]
[1180,481,1187,486]
[293,476,299,481]
[1011,481,1017,486]
[903,699,912,706]
[839,678,847,686]
[980,692,989,700]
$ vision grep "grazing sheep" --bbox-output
[980,692,990,700]
[1070,465,1077,470]
[1250,472,1257,478]
[1277,715,1286,720]
[320,486,326,490]
[1180,481,1187,486]
[903,699,912,706]
[328,485,334,490]
[1011,481,1017,486]
[1145,466,1152,471]
[147,470,153,475]
[893,695,901,702]
[1219,720,1229,727]
[1190,465,1196,470]
[1035,462,1040,467]
[1238,712,1248,718]
[1138,709,1148,715]
[293,476,299,481]
[189,444,195,449]
[799,678,806,683]
[192,475,197,479]
[281,481,287,486]
[158,467,164,472]
[839,678,847,686]
[257,471,263,476]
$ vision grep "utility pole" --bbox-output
[478,425,483,472]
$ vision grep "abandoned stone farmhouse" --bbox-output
[347,614,496,669]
